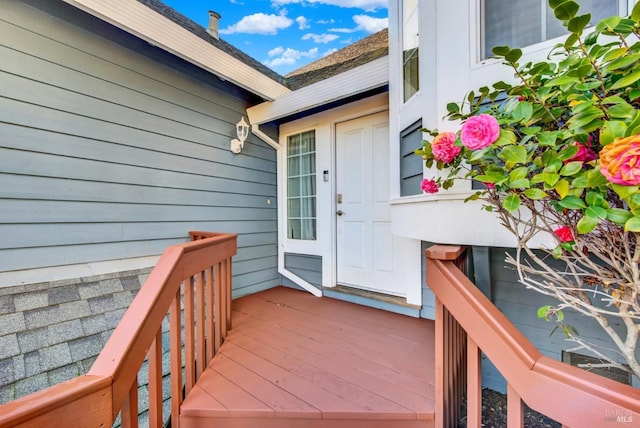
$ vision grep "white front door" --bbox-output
[336,112,403,296]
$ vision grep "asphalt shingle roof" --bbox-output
[136,0,388,92]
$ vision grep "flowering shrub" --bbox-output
[417,0,640,379]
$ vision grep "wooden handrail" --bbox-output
[426,245,640,427]
[0,232,237,428]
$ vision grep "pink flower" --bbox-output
[566,139,597,163]
[431,132,461,164]
[420,178,440,194]
[554,226,574,243]
[599,135,640,185]
[460,114,500,150]
[484,182,496,189]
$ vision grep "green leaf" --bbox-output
[446,102,460,113]
[607,103,635,120]
[537,305,552,319]
[532,172,560,186]
[509,166,529,181]
[587,169,610,187]
[585,206,607,219]
[597,15,622,33]
[491,45,510,57]
[493,129,517,146]
[577,215,599,233]
[610,70,640,90]
[626,193,640,212]
[574,81,601,91]
[553,0,579,21]
[600,120,628,145]
[604,54,640,72]
[524,188,548,199]
[513,101,533,122]
[545,76,579,88]
[567,14,591,34]
[625,216,640,232]
[559,161,584,176]
[568,112,604,133]
[564,33,579,49]
[499,146,528,165]
[603,47,630,62]
[612,184,639,199]
[505,48,523,63]
[537,131,559,146]
[558,195,587,209]
[632,0,640,22]
[493,80,512,90]
[607,208,633,225]
[585,191,604,207]
[509,178,530,189]
[555,180,570,199]
[503,194,521,212]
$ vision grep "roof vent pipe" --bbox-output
[207,11,221,39]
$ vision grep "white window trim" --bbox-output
[281,126,321,255]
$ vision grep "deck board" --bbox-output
[181,286,435,428]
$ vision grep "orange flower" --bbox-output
[599,135,640,185]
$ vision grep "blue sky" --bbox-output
[161,0,389,76]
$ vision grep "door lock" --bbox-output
[336,210,345,216]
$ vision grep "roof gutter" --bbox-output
[60,0,290,100]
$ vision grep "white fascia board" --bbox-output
[248,56,389,125]
[60,0,290,100]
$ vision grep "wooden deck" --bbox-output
[180,286,436,428]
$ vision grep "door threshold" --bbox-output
[323,285,421,317]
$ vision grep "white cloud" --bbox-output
[264,46,319,67]
[296,16,310,30]
[327,14,388,34]
[271,0,387,12]
[220,11,293,35]
[302,33,340,44]
[317,19,336,25]
[353,14,388,33]
[328,27,357,33]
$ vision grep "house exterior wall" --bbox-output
[392,0,639,388]
[280,253,323,290]
[482,247,638,390]
[0,0,279,297]
[387,0,576,248]
[0,0,280,408]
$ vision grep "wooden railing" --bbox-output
[426,245,640,428]
[0,231,236,428]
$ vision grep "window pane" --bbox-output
[286,130,316,241]
[483,0,621,59]
[288,177,301,197]
[288,198,301,217]
[402,0,419,101]
[288,156,300,176]
[287,219,301,240]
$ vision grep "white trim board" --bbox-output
[60,0,290,100]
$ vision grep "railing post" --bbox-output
[121,377,139,428]
[427,245,467,428]
[467,337,482,428]
[434,297,445,428]
[507,383,524,428]
[148,332,163,428]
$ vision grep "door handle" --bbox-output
[336,210,345,216]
